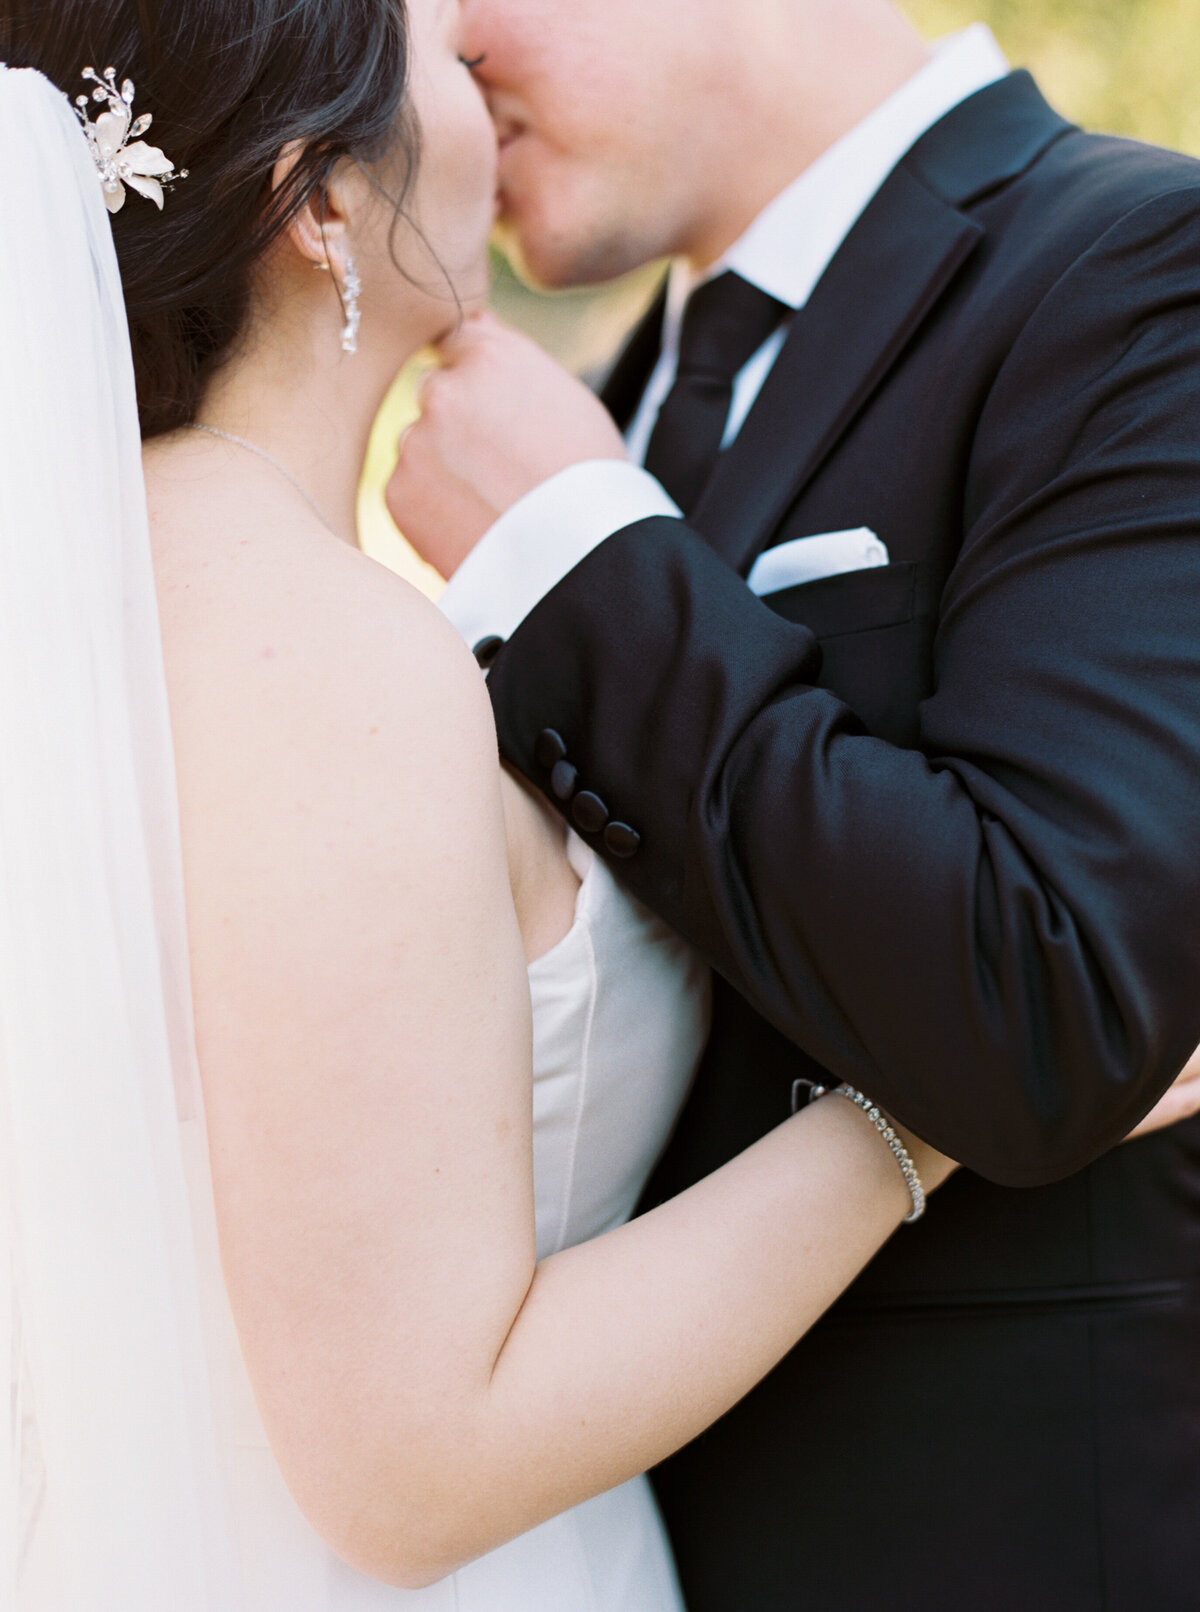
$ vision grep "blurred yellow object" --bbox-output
[358,360,445,600]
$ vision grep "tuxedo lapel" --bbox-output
[600,282,668,431]
[689,72,1073,575]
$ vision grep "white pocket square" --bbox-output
[746,528,889,597]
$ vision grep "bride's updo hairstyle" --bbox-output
[0,0,414,437]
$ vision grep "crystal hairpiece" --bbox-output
[74,66,187,214]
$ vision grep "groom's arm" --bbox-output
[392,193,1200,1187]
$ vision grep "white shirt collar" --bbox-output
[666,24,1009,327]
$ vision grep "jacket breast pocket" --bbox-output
[760,561,935,745]
[761,558,919,637]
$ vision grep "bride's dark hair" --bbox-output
[0,0,414,437]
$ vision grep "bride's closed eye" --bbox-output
[459,52,487,70]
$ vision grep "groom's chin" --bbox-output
[492,216,644,295]
[491,219,570,293]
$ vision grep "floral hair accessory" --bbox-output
[74,66,187,214]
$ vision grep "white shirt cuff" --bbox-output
[437,461,681,648]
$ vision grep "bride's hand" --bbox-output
[387,310,627,579]
[1123,1043,1200,1141]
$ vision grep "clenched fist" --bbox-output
[387,310,627,580]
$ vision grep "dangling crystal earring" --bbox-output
[340,252,362,355]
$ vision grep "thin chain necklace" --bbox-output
[185,423,350,544]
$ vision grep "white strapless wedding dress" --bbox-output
[211,833,708,1610]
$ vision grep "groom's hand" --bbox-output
[387,311,627,579]
[1125,1043,1200,1141]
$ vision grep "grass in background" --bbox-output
[360,0,1200,584]
[912,0,1200,154]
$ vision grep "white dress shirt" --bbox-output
[440,25,1009,648]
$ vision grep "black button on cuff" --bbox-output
[572,791,609,835]
[535,728,568,770]
[550,760,579,802]
[472,634,505,670]
[603,822,641,859]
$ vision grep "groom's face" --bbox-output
[460,0,727,287]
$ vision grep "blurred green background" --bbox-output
[359,0,1200,588]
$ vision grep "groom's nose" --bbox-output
[459,0,497,81]
[458,0,544,101]
[460,4,523,134]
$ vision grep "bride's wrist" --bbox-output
[794,1080,958,1219]
[892,1123,958,1196]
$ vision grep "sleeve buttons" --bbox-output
[535,728,568,770]
[532,730,635,853]
[603,822,641,859]
[550,760,579,802]
[571,791,610,835]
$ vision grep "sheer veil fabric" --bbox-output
[0,68,239,1607]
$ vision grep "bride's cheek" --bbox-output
[417,85,493,260]
[458,77,501,225]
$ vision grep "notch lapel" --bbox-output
[689,71,1073,575]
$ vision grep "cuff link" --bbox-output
[472,634,505,670]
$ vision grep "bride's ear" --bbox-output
[272,142,357,277]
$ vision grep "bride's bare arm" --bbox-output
[164,530,948,1590]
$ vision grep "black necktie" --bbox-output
[643,271,788,515]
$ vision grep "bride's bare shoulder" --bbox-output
[144,434,498,806]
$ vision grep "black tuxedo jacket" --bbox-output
[487,75,1200,1609]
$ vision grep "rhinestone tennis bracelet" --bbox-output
[792,1079,926,1223]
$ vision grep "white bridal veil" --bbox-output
[0,67,237,1606]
